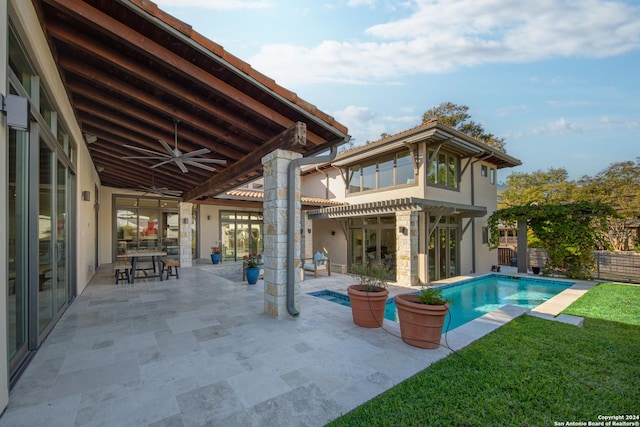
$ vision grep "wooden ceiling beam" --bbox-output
[69,83,246,160]
[183,122,307,201]
[43,2,328,146]
[58,56,258,153]
[73,98,240,163]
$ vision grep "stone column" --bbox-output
[396,211,420,286]
[262,149,302,319]
[179,202,193,267]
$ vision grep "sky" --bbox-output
[154,0,639,183]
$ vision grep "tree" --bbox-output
[575,158,640,250]
[575,158,640,219]
[422,102,506,151]
[488,201,616,280]
[498,168,577,209]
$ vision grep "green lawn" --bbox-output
[328,283,640,427]
[562,282,640,325]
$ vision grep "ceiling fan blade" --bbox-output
[184,158,227,164]
[183,160,217,172]
[149,160,174,169]
[123,156,170,160]
[158,139,180,157]
[181,148,211,158]
[123,144,168,157]
[174,158,189,173]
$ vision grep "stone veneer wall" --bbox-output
[179,202,193,267]
[395,211,419,286]
[262,149,302,319]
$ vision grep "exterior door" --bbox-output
[428,217,459,282]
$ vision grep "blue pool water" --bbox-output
[309,274,573,331]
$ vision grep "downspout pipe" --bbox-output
[287,143,343,316]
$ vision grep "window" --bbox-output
[481,165,488,177]
[482,227,489,244]
[490,168,496,185]
[346,150,415,193]
[427,149,459,189]
[348,165,361,193]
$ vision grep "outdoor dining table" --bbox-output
[125,249,167,284]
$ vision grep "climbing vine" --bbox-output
[488,201,616,280]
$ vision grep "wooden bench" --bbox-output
[114,261,131,284]
[160,257,180,279]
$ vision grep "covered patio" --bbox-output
[0,267,527,426]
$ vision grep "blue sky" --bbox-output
[155,0,639,182]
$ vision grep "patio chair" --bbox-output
[303,251,331,277]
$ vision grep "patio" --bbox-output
[0,264,530,427]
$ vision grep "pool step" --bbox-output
[528,311,584,327]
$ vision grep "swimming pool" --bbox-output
[309,274,574,331]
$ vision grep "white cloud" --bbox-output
[530,115,639,135]
[347,0,377,7]
[546,100,594,108]
[249,0,640,85]
[155,0,271,9]
[333,105,418,144]
[532,117,578,134]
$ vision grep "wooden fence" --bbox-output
[498,248,639,283]
[594,251,640,283]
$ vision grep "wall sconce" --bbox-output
[307,229,311,234]
[81,190,91,202]
[207,215,211,220]
[182,218,189,224]
[331,231,336,236]
[398,226,408,235]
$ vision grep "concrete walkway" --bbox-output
[0,265,582,427]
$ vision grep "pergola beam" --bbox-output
[183,122,307,201]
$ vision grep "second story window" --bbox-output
[427,149,459,189]
[347,150,415,194]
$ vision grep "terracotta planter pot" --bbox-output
[394,294,449,349]
[347,285,389,328]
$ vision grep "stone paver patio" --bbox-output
[0,264,587,426]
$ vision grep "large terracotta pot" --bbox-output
[394,294,449,349]
[347,285,389,328]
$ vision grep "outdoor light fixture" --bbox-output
[207,215,211,220]
[81,190,91,202]
[398,226,408,235]
[307,229,311,234]
[183,218,189,224]
[84,133,97,144]
[331,231,336,236]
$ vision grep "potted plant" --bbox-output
[394,286,453,349]
[243,253,262,285]
[347,262,390,328]
[210,244,222,264]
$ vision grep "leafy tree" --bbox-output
[498,168,577,209]
[575,158,640,250]
[488,201,616,280]
[575,158,640,219]
[422,102,506,151]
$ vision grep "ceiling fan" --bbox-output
[127,175,183,197]
[123,119,226,173]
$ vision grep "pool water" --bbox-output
[309,274,573,331]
